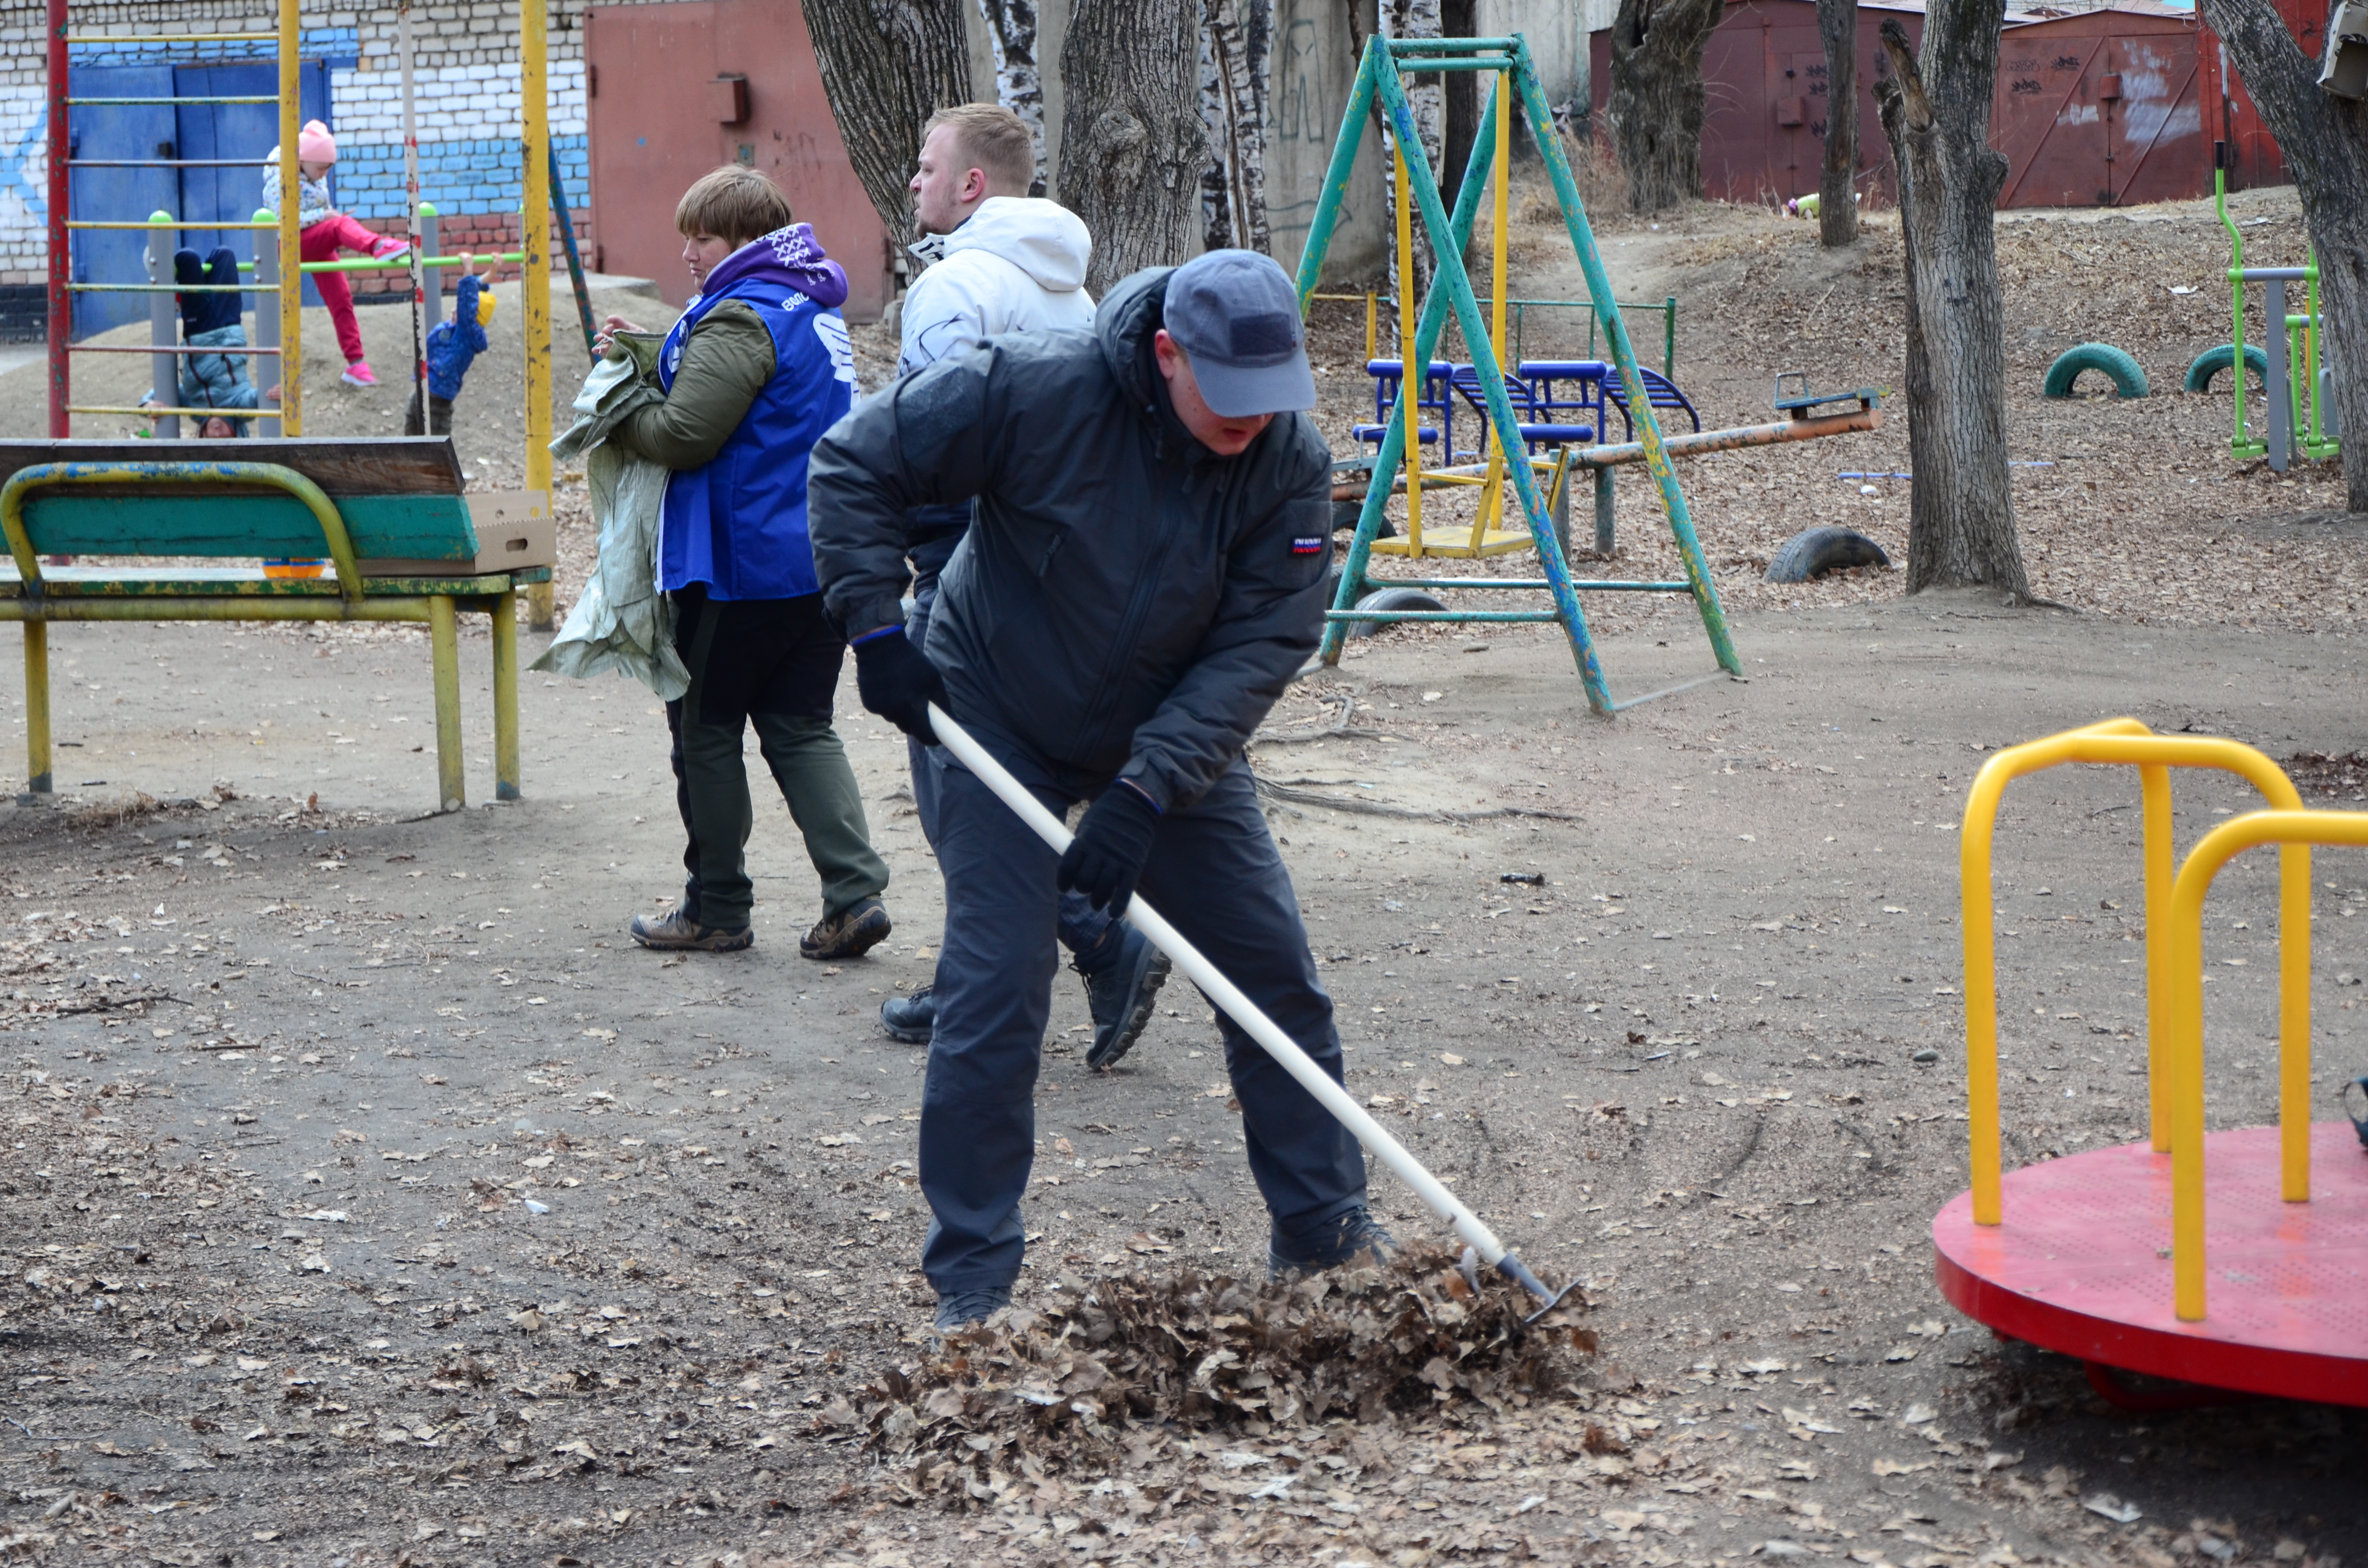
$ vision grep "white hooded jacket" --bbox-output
[898,196,1095,378]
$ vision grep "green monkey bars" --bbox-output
[1291,34,1739,715]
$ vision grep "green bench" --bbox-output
[0,438,552,811]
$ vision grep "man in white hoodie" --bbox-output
[878,104,1171,1067]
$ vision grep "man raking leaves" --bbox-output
[811,250,1568,1331]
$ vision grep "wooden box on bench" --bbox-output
[360,492,554,577]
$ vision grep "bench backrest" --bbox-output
[0,438,477,561]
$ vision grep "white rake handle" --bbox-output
[925,703,1514,1271]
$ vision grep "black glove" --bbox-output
[851,627,948,742]
[1058,782,1162,915]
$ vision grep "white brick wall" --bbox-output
[0,0,613,280]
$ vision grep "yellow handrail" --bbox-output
[2163,808,2361,1320]
[1960,720,2306,1225]
[1,461,364,601]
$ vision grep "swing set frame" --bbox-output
[1290,33,1739,716]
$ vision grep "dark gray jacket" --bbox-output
[809,267,1332,811]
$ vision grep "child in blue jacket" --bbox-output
[169,247,259,437]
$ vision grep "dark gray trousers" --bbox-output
[916,741,1367,1294]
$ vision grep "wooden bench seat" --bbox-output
[0,437,550,811]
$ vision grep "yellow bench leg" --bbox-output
[430,596,464,813]
[22,620,49,796]
[526,580,555,633]
[493,590,520,802]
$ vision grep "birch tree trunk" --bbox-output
[1379,0,1443,312]
[1059,0,1205,294]
[1815,0,1859,246]
[2195,0,2368,511]
[1199,0,1273,254]
[975,0,1049,196]
[803,0,972,250]
[1605,0,1725,213]
[1875,15,2028,597]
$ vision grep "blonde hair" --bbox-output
[924,102,1035,197]
[675,165,794,248]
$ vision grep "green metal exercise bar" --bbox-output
[1291,33,1738,715]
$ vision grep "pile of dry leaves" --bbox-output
[847,1244,1596,1504]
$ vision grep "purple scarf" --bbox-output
[661,222,848,388]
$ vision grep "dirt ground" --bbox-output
[0,186,2361,1566]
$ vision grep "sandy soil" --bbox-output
[0,190,2360,1566]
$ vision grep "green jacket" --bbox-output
[610,301,777,470]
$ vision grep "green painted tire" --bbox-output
[2183,343,2270,393]
[2044,343,2149,399]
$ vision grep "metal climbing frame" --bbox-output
[46,0,303,436]
[1291,34,1739,716]
[41,0,554,561]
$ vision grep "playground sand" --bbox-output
[0,196,2361,1563]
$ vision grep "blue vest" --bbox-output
[656,278,855,600]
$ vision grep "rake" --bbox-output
[927,703,1580,1324]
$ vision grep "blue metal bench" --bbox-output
[1355,359,1459,460]
[1596,363,1702,440]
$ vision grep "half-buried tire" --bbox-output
[2183,342,2269,394]
[1344,585,1447,638]
[2043,342,2149,399]
[1764,527,1890,584]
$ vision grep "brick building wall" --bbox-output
[0,0,604,306]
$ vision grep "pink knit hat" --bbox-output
[296,120,336,164]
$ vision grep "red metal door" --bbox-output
[585,0,890,319]
[1776,49,1826,201]
[2106,28,2202,206]
[1699,22,1774,203]
[1995,35,2109,208]
[2201,0,2318,190]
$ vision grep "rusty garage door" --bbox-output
[584,0,891,319]
[1992,11,2204,208]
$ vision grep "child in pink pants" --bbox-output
[264,120,408,387]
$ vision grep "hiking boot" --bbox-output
[932,1285,1011,1333]
[340,361,379,387]
[628,905,752,952]
[802,896,891,960]
[1080,923,1170,1071]
[879,984,936,1043]
[1268,1205,1396,1280]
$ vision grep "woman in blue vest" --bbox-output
[602,165,893,959]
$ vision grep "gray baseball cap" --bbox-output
[1161,250,1318,418]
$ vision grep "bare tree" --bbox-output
[1437,0,1478,216]
[1875,14,2028,597]
[1815,0,1859,245]
[1379,0,1443,308]
[2195,0,2368,510]
[1059,0,1205,293]
[1605,0,1724,212]
[804,0,972,249]
[975,0,1048,196]
[1200,0,1274,253]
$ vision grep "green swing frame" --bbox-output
[1291,33,1740,715]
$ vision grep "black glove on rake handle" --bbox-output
[851,628,949,743]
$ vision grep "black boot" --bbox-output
[1268,1205,1395,1280]
[879,984,936,1043]
[1079,923,1170,1071]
